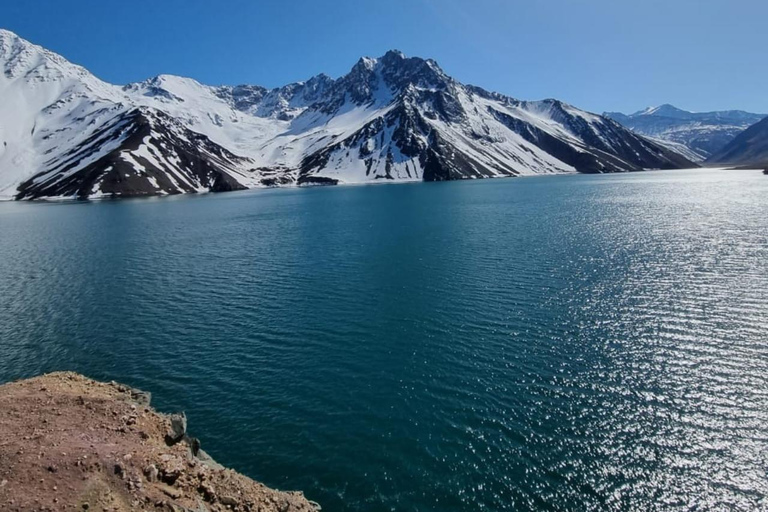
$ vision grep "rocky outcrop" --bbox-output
[0,372,319,512]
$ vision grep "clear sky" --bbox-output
[2,0,766,114]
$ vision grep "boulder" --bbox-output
[165,412,187,445]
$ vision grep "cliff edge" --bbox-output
[0,372,319,512]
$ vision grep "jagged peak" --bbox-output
[381,49,406,61]
[307,72,333,83]
[293,72,335,91]
[343,50,450,95]
[381,50,445,74]
[354,56,377,72]
[347,50,445,75]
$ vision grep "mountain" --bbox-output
[707,116,768,168]
[0,30,695,201]
[605,104,766,161]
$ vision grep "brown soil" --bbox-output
[0,372,320,512]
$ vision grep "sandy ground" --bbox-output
[0,372,320,512]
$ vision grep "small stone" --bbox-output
[200,482,216,502]
[221,495,238,507]
[160,484,183,499]
[159,456,185,484]
[144,464,159,482]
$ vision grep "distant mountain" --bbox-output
[707,116,768,168]
[605,104,766,161]
[0,30,694,201]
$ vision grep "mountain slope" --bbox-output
[16,108,254,199]
[0,30,696,200]
[707,116,768,168]
[605,104,766,160]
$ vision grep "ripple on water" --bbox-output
[0,169,766,511]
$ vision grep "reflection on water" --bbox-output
[0,169,766,511]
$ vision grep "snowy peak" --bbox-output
[123,74,219,103]
[635,104,690,118]
[324,50,452,109]
[368,50,447,86]
[379,50,449,91]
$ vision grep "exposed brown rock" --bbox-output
[0,372,319,512]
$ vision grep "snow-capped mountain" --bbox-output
[605,105,766,161]
[0,30,694,200]
[707,116,768,168]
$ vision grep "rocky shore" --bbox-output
[0,372,319,512]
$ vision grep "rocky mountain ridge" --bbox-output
[0,29,694,200]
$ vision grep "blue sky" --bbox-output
[2,0,766,114]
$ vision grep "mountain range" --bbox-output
[1,29,697,200]
[605,104,766,161]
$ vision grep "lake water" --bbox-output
[1,169,766,511]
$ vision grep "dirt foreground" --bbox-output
[0,372,320,512]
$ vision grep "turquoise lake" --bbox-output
[0,169,766,511]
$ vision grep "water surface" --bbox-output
[1,169,766,511]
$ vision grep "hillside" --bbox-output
[707,116,768,168]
